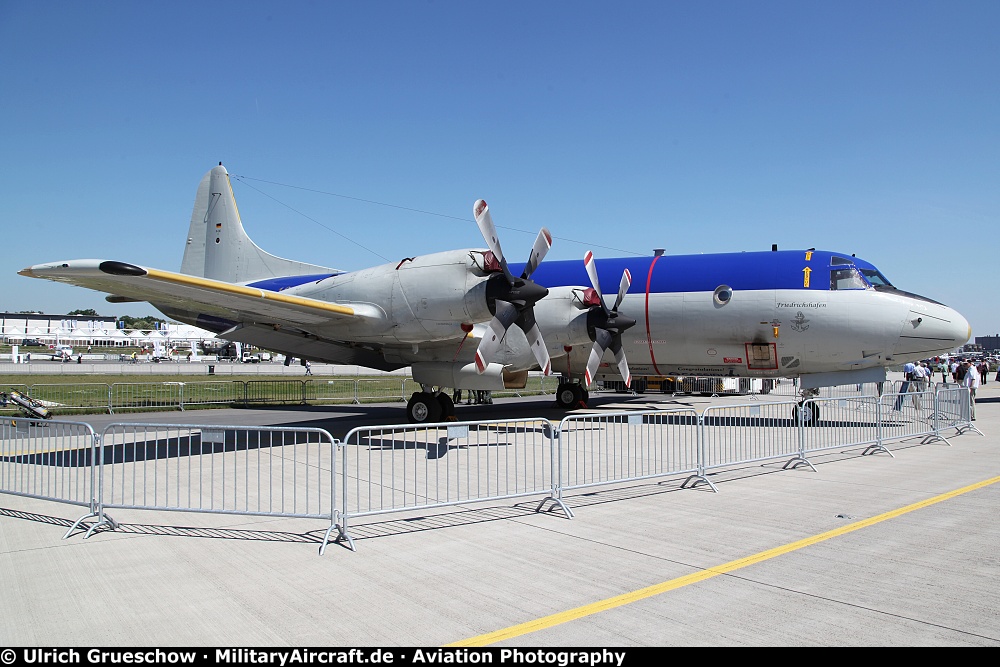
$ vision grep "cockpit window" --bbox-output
[859,268,892,287]
[830,267,868,290]
[830,256,854,265]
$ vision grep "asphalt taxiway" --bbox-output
[1,383,999,646]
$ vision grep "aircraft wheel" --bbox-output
[555,383,583,409]
[633,378,647,394]
[407,392,442,424]
[436,393,456,420]
[793,401,820,426]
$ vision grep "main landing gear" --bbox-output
[555,381,589,409]
[406,389,456,424]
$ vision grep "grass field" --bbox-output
[0,373,559,416]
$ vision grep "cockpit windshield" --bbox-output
[829,261,894,291]
[859,268,892,287]
[830,267,868,290]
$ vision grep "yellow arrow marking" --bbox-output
[802,266,812,288]
[805,250,813,261]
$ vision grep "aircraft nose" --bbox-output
[893,299,970,358]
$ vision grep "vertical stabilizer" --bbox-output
[180,164,338,282]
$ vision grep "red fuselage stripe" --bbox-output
[645,255,662,375]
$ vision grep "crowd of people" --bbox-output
[902,357,992,420]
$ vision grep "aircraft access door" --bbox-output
[744,342,778,371]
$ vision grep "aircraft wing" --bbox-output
[19,259,380,327]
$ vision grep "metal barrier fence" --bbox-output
[0,417,98,516]
[357,378,409,403]
[0,386,980,555]
[84,423,337,548]
[701,401,806,473]
[3,376,955,416]
[179,380,245,408]
[245,380,308,405]
[556,409,703,494]
[110,382,184,412]
[877,390,941,450]
[798,395,882,458]
[307,378,362,405]
[333,417,565,550]
[934,385,972,433]
[21,383,112,412]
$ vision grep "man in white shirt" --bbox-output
[910,362,929,410]
[962,360,980,421]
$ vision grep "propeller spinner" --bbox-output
[582,251,636,388]
[473,199,553,376]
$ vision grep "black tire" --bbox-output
[793,401,820,426]
[407,392,442,424]
[633,378,647,394]
[555,383,583,409]
[436,393,456,420]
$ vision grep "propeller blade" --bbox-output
[583,251,605,312]
[475,300,518,373]
[613,268,632,312]
[473,199,554,376]
[517,308,552,376]
[610,335,631,388]
[584,328,613,387]
[474,199,513,283]
[521,228,553,280]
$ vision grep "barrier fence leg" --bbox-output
[535,426,574,518]
[63,433,118,539]
[681,415,718,492]
[863,397,894,457]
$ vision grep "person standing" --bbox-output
[962,360,980,421]
[895,361,916,410]
[304,360,313,375]
[910,362,928,410]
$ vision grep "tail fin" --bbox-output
[180,164,338,282]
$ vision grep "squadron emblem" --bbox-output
[790,311,810,332]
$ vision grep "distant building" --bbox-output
[1,312,215,348]
[976,335,1000,352]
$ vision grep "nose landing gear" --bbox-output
[793,387,821,426]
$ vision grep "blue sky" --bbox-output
[2,1,998,339]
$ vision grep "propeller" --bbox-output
[582,251,636,388]
[473,199,552,376]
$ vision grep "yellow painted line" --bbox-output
[144,268,355,316]
[449,474,1000,647]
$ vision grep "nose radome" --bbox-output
[894,302,970,358]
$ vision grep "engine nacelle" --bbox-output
[533,285,597,353]
[305,249,498,344]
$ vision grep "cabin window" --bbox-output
[830,267,868,290]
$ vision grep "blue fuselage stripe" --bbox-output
[246,273,339,292]
[517,250,881,293]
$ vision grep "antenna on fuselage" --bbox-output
[771,244,778,251]
[653,248,664,257]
